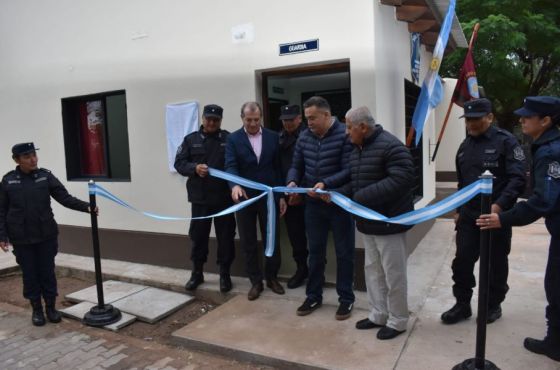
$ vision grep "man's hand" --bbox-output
[308,182,325,199]
[319,192,331,203]
[279,198,287,217]
[0,241,11,253]
[286,182,302,205]
[88,206,99,216]
[231,185,247,203]
[491,204,502,214]
[196,164,209,177]
[476,213,502,230]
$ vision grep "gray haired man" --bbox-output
[342,106,415,340]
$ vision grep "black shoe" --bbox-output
[30,300,45,327]
[377,326,405,340]
[355,318,384,330]
[486,305,502,324]
[266,279,285,295]
[335,302,353,321]
[248,282,264,301]
[185,272,204,291]
[441,302,472,324]
[219,274,232,293]
[297,298,322,316]
[287,266,308,289]
[44,297,62,323]
[524,337,560,362]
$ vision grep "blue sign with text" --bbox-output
[279,39,319,56]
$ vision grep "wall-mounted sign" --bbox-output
[279,39,319,56]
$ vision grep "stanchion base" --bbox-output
[83,304,122,327]
[453,358,500,370]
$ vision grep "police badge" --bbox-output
[513,146,525,161]
[548,161,560,179]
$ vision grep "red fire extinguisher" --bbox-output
[79,100,107,176]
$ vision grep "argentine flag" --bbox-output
[411,0,456,146]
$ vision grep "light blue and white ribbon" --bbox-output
[88,170,493,257]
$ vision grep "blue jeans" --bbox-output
[305,201,355,304]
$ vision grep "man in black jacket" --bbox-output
[342,106,415,340]
[278,104,308,289]
[287,96,355,320]
[441,98,526,325]
[174,104,236,293]
[0,143,92,326]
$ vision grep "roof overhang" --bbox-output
[380,0,468,52]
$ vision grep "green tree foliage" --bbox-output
[441,0,560,131]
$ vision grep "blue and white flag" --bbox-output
[411,0,456,146]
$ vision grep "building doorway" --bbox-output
[258,61,351,132]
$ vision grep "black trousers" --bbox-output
[545,231,560,335]
[189,203,236,271]
[12,238,58,301]
[283,204,308,265]
[452,212,512,308]
[235,197,281,284]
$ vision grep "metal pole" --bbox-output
[474,172,492,368]
[453,171,499,370]
[89,184,105,308]
[83,180,122,327]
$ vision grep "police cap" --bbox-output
[279,104,301,120]
[203,104,223,119]
[514,96,560,117]
[11,142,38,157]
[460,98,493,118]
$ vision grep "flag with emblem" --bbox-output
[407,0,456,147]
[452,25,479,107]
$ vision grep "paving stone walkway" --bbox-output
[0,303,270,370]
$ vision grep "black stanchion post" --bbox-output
[83,180,122,327]
[453,171,499,370]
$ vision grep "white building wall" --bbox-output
[0,0,378,235]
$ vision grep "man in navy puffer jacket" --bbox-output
[287,96,355,320]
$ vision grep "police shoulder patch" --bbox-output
[548,161,560,179]
[513,146,525,161]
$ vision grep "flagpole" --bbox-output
[406,126,415,147]
[430,23,480,161]
[430,86,456,160]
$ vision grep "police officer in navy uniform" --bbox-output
[441,98,526,325]
[478,96,560,362]
[278,104,309,289]
[0,143,92,326]
[174,104,236,293]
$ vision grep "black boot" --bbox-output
[30,299,46,327]
[185,264,204,291]
[287,263,308,289]
[219,266,232,293]
[524,330,560,362]
[44,297,62,323]
[441,302,472,324]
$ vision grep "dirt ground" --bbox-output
[0,274,236,353]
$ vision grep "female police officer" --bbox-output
[0,143,93,326]
[477,96,560,362]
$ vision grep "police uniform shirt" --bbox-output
[500,126,560,229]
[456,125,526,213]
[0,168,89,245]
[174,127,231,205]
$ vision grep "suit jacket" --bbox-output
[225,127,282,199]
